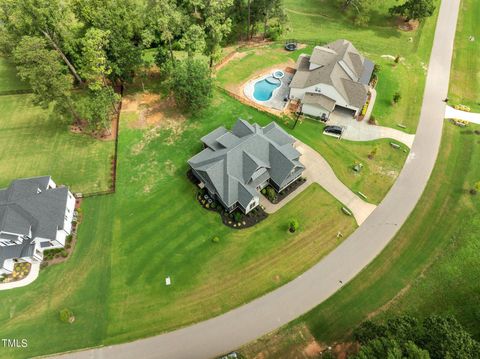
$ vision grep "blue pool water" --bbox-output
[253,77,281,101]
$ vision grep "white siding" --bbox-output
[302,104,331,119]
[245,196,259,214]
[290,84,361,115]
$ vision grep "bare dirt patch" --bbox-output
[397,18,419,31]
[123,92,186,130]
[69,114,117,141]
[303,341,322,357]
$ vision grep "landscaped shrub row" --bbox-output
[196,190,268,229]
[261,177,307,204]
[188,169,268,229]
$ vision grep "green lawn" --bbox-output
[288,118,409,204]
[0,57,29,93]
[217,0,439,132]
[448,0,480,111]
[0,91,357,358]
[0,95,114,193]
[240,121,480,357]
[216,43,307,87]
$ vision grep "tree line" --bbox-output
[352,315,480,358]
[0,0,286,133]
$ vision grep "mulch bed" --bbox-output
[41,198,83,269]
[188,170,268,229]
[263,177,307,204]
[1,262,31,283]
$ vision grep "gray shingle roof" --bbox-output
[290,39,372,109]
[188,119,305,210]
[0,176,71,271]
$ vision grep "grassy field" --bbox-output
[217,0,439,132]
[0,91,358,358]
[0,57,29,93]
[0,95,114,193]
[448,0,480,111]
[240,121,480,357]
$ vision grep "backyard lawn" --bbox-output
[0,57,29,93]
[217,0,440,132]
[0,95,114,193]
[0,91,357,358]
[448,0,480,111]
[240,122,480,357]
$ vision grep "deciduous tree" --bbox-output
[389,0,435,21]
[168,57,213,112]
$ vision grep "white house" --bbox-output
[0,176,75,276]
[289,39,374,120]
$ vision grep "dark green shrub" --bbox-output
[266,187,277,201]
[234,211,243,223]
[289,218,299,233]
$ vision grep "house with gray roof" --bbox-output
[0,176,75,276]
[188,119,305,214]
[289,39,374,120]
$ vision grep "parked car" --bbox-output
[323,125,344,137]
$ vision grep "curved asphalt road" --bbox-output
[55,1,460,358]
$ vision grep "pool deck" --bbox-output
[243,69,293,111]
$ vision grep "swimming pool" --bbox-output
[253,76,281,101]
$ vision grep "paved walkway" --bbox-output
[0,262,40,291]
[445,105,480,124]
[261,142,376,225]
[54,0,460,358]
[329,111,415,148]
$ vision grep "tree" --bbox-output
[179,24,206,57]
[353,315,480,359]
[201,0,233,67]
[13,36,79,120]
[0,0,83,83]
[341,0,375,25]
[168,57,213,112]
[248,0,285,39]
[144,0,184,67]
[419,316,480,359]
[77,87,120,133]
[389,0,435,22]
[79,28,111,91]
[73,0,144,83]
[289,218,299,233]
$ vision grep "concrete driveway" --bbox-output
[261,142,376,225]
[329,110,415,148]
[445,105,480,124]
